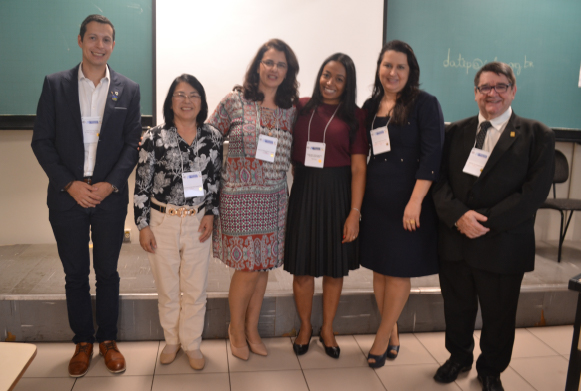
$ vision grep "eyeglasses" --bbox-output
[476,83,512,94]
[173,93,201,101]
[261,60,288,70]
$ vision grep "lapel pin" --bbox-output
[111,91,118,101]
[510,131,515,137]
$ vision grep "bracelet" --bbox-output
[63,181,74,191]
[351,207,361,214]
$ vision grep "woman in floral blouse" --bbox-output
[134,74,222,370]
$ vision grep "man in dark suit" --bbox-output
[31,14,141,377]
[432,62,554,391]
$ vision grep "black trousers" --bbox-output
[49,204,126,344]
[439,259,524,377]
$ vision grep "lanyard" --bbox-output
[255,102,280,142]
[174,127,200,175]
[371,114,391,131]
[307,104,340,143]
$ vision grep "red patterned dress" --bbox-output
[207,91,296,271]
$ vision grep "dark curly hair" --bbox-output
[301,53,359,144]
[365,40,420,128]
[235,38,299,109]
[162,74,208,129]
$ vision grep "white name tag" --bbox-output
[255,134,278,162]
[462,148,491,177]
[82,116,101,144]
[305,141,326,168]
[370,125,391,155]
[182,171,205,197]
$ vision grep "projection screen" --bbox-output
[156,0,384,124]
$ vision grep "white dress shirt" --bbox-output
[78,64,110,177]
[476,107,512,153]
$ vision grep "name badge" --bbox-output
[81,116,101,144]
[255,134,278,162]
[462,148,491,177]
[305,141,326,168]
[182,171,205,198]
[370,125,391,155]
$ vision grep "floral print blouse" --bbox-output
[134,124,222,230]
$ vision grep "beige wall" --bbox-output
[0,131,578,245]
[0,130,139,245]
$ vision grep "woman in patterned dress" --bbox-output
[134,74,222,370]
[207,39,299,360]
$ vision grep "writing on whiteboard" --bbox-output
[443,49,533,75]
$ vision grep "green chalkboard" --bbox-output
[0,0,152,116]
[386,0,581,129]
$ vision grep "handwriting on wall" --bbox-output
[443,49,533,75]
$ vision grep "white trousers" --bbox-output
[148,202,211,351]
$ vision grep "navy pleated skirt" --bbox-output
[284,164,359,278]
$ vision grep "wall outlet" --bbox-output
[123,229,131,243]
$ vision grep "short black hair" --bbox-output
[163,74,208,129]
[474,61,516,87]
[80,14,115,41]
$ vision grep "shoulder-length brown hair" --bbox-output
[366,40,420,128]
[235,38,299,109]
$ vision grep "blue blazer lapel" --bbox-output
[101,68,125,137]
[479,113,519,179]
[63,65,82,137]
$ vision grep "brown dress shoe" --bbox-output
[99,340,126,373]
[68,342,93,377]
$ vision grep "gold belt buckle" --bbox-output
[167,206,195,217]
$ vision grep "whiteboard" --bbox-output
[156,0,383,125]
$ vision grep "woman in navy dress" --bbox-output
[360,40,444,368]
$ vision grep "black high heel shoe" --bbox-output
[319,335,340,359]
[386,322,400,359]
[293,327,313,355]
[367,348,388,368]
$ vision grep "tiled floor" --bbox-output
[14,325,572,391]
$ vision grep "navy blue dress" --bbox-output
[360,91,444,277]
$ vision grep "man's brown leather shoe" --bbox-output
[99,340,126,374]
[68,342,93,377]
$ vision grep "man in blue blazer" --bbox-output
[31,14,141,377]
[432,62,554,391]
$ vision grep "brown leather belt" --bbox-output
[82,176,93,185]
[150,201,197,217]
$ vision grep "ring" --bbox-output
[409,219,415,224]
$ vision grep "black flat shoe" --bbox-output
[293,328,313,355]
[319,336,340,359]
[434,359,472,383]
[367,348,388,368]
[385,322,400,359]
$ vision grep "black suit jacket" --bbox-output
[32,64,142,211]
[432,112,555,274]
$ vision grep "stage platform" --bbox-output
[0,240,578,342]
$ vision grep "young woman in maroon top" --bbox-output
[284,53,368,358]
